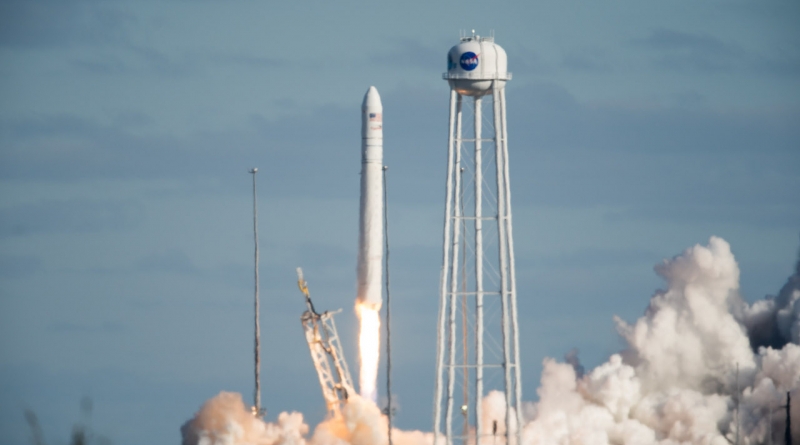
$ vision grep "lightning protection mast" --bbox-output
[249,167,264,417]
[433,31,523,445]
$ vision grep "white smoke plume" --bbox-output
[181,392,433,445]
[180,392,309,445]
[183,236,800,444]
[522,236,800,444]
[742,246,800,350]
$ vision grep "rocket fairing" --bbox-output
[356,86,384,310]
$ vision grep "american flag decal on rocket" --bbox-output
[369,112,382,122]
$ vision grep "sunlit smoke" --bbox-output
[521,236,800,444]
[183,237,800,444]
[182,391,432,445]
[357,303,381,403]
[180,392,308,445]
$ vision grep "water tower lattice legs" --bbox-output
[434,83,523,445]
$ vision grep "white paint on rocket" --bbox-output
[357,86,384,310]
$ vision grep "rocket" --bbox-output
[356,86,384,310]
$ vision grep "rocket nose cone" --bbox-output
[362,86,382,110]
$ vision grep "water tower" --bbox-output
[433,32,523,445]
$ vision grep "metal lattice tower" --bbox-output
[433,33,523,445]
[296,268,355,420]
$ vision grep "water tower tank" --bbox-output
[444,33,511,96]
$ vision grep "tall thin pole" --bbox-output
[787,391,792,445]
[384,165,393,445]
[249,168,261,415]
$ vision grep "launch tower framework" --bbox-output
[296,268,355,420]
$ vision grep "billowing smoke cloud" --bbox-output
[181,392,432,445]
[742,248,800,350]
[183,236,800,444]
[522,237,800,444]
[180,392,309,445]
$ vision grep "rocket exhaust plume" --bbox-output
[357,303,381,404]
[356,86,384,403]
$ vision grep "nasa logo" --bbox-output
[460,52,479,71]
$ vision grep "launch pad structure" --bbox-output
[296,268,356,420]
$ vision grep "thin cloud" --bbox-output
[210,53,287,69]
[69,56,130,75]
[0,0,134,48]
[368,39,442,72]
[135,250,200,275]
[561,49,613,73]
[751,52,800,78]
[47,321,125,334]
[633,28,800,76]
[0,254,43,277]
[634,28,743,55]
[510,82,800,155]
[507,47,552,76]
[633,28,746,72]
[606,203,800,229]
[533,247,663,269]
[1,83,797,229]
[68,47,286,78]
[125,44,200,78]
[0,199,144,238]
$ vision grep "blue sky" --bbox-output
[1,1,798,444]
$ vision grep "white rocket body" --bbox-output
[357,86,384,310]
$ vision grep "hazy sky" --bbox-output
[1,1,798,444]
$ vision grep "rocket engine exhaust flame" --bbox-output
[357,303,382,404]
